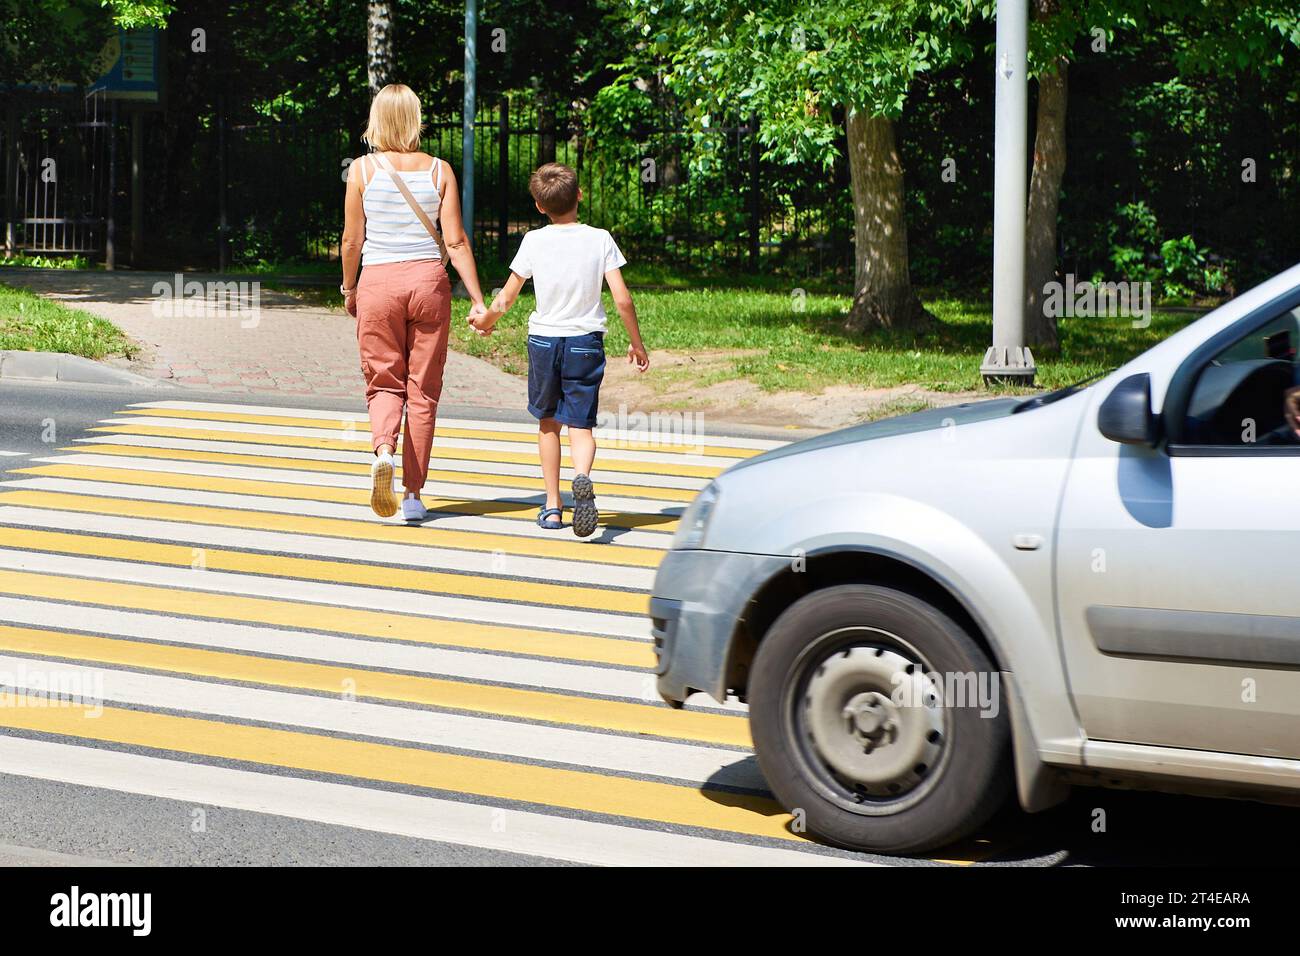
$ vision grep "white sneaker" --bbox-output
[369,453,397,518]
[401,496,428,522]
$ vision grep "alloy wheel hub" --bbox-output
[804,645,945,798]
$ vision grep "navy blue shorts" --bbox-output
[526,331,606,429]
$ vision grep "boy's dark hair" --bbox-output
[529,163,580,217]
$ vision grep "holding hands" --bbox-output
[467,300,496,336]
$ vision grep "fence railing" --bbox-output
[213,98,854,276]
[1,94,111,258]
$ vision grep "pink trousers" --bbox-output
[356,258,451,494]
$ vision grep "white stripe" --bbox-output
[33,454,686,518]
[0,477,672,550]
[0,596,746,711]
[0,548,649,639]
[0,506,655,590]
[0,451,24,458]
[70,433,710,491]
[0,737,866,866]
[103,417,741,468]
[0,655,754,786]
[128,400,784,451]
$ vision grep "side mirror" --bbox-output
[1098,373,1158,445]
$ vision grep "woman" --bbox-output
[341,83,487,520]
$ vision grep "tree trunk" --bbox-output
[1024,56,1068,349]
[1023,0,1069,350]
[367,2,395,96]
[845,110,930,330]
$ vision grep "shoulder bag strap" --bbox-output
[370,151,448,261]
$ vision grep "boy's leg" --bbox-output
[526,335,564,525]
[568,427,596,476]
[538,418,563,511]
[555,333,605,538]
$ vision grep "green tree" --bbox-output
[1022,0,1300,348]
[618,0,979,330]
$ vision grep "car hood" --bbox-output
[729,397,1022,473]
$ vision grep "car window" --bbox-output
[1181,306,1300,447]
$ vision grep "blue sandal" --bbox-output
[537,506,563,529]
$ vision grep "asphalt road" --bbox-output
[0,379,1295,867]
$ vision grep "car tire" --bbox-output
[749,584,1011,854]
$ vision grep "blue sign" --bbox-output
[88,28,161,102]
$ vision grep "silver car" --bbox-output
[652,263,1300,854]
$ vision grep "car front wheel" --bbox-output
[748,584,1011,854]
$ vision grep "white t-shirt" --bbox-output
[509,223,627,336]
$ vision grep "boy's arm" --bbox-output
[605,267,649,372]
[470,272,527,334]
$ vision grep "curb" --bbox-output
[0,351,175,389]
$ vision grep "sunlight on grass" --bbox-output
[0,283,133,359]
[449,286,1201,394]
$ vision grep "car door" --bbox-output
[1055,302,1300,758]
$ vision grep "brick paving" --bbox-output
[2,269,527,407]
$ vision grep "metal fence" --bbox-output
[2,93,854,277]
[1,93,112,258]
[7,89,1292,288]
[214,99,853,276]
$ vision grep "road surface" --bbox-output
[0,381,1293,866]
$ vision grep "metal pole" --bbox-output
[747,112,760,268]
[106,100,117,271]
[218,92,229,272]
[981,0,1035,384]
[131,111,143,266]
[461,0,477,248]
[4,103,16,257]
[498,97,509,262]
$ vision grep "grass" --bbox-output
[0,283,134,359]
[449,286,1200,393]
[0,253,93,270]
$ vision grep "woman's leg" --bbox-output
[356,264,408,517]
[356,265,408,457]
[402,260,452,496]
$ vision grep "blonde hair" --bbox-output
[364,84,423,152]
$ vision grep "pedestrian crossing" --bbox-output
[0,398,976,865]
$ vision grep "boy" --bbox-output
[468,163,649,537]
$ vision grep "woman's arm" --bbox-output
[341,158,366,316]
[436,160,486,311]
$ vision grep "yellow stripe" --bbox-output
[68,443,697,503]
[120,407,758,460]
[0,526,646,615]
[14,464,680,533]
[0,696,789,841]
[90,424,724,479]
[0,625,742,745]
[0,569,653,668]
[0,490,661,568]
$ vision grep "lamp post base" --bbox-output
[980,346,1036,386]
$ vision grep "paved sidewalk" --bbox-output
[1,269,526,407]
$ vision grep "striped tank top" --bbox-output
[359,153,444,265]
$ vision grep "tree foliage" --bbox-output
[617,0,981,167]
